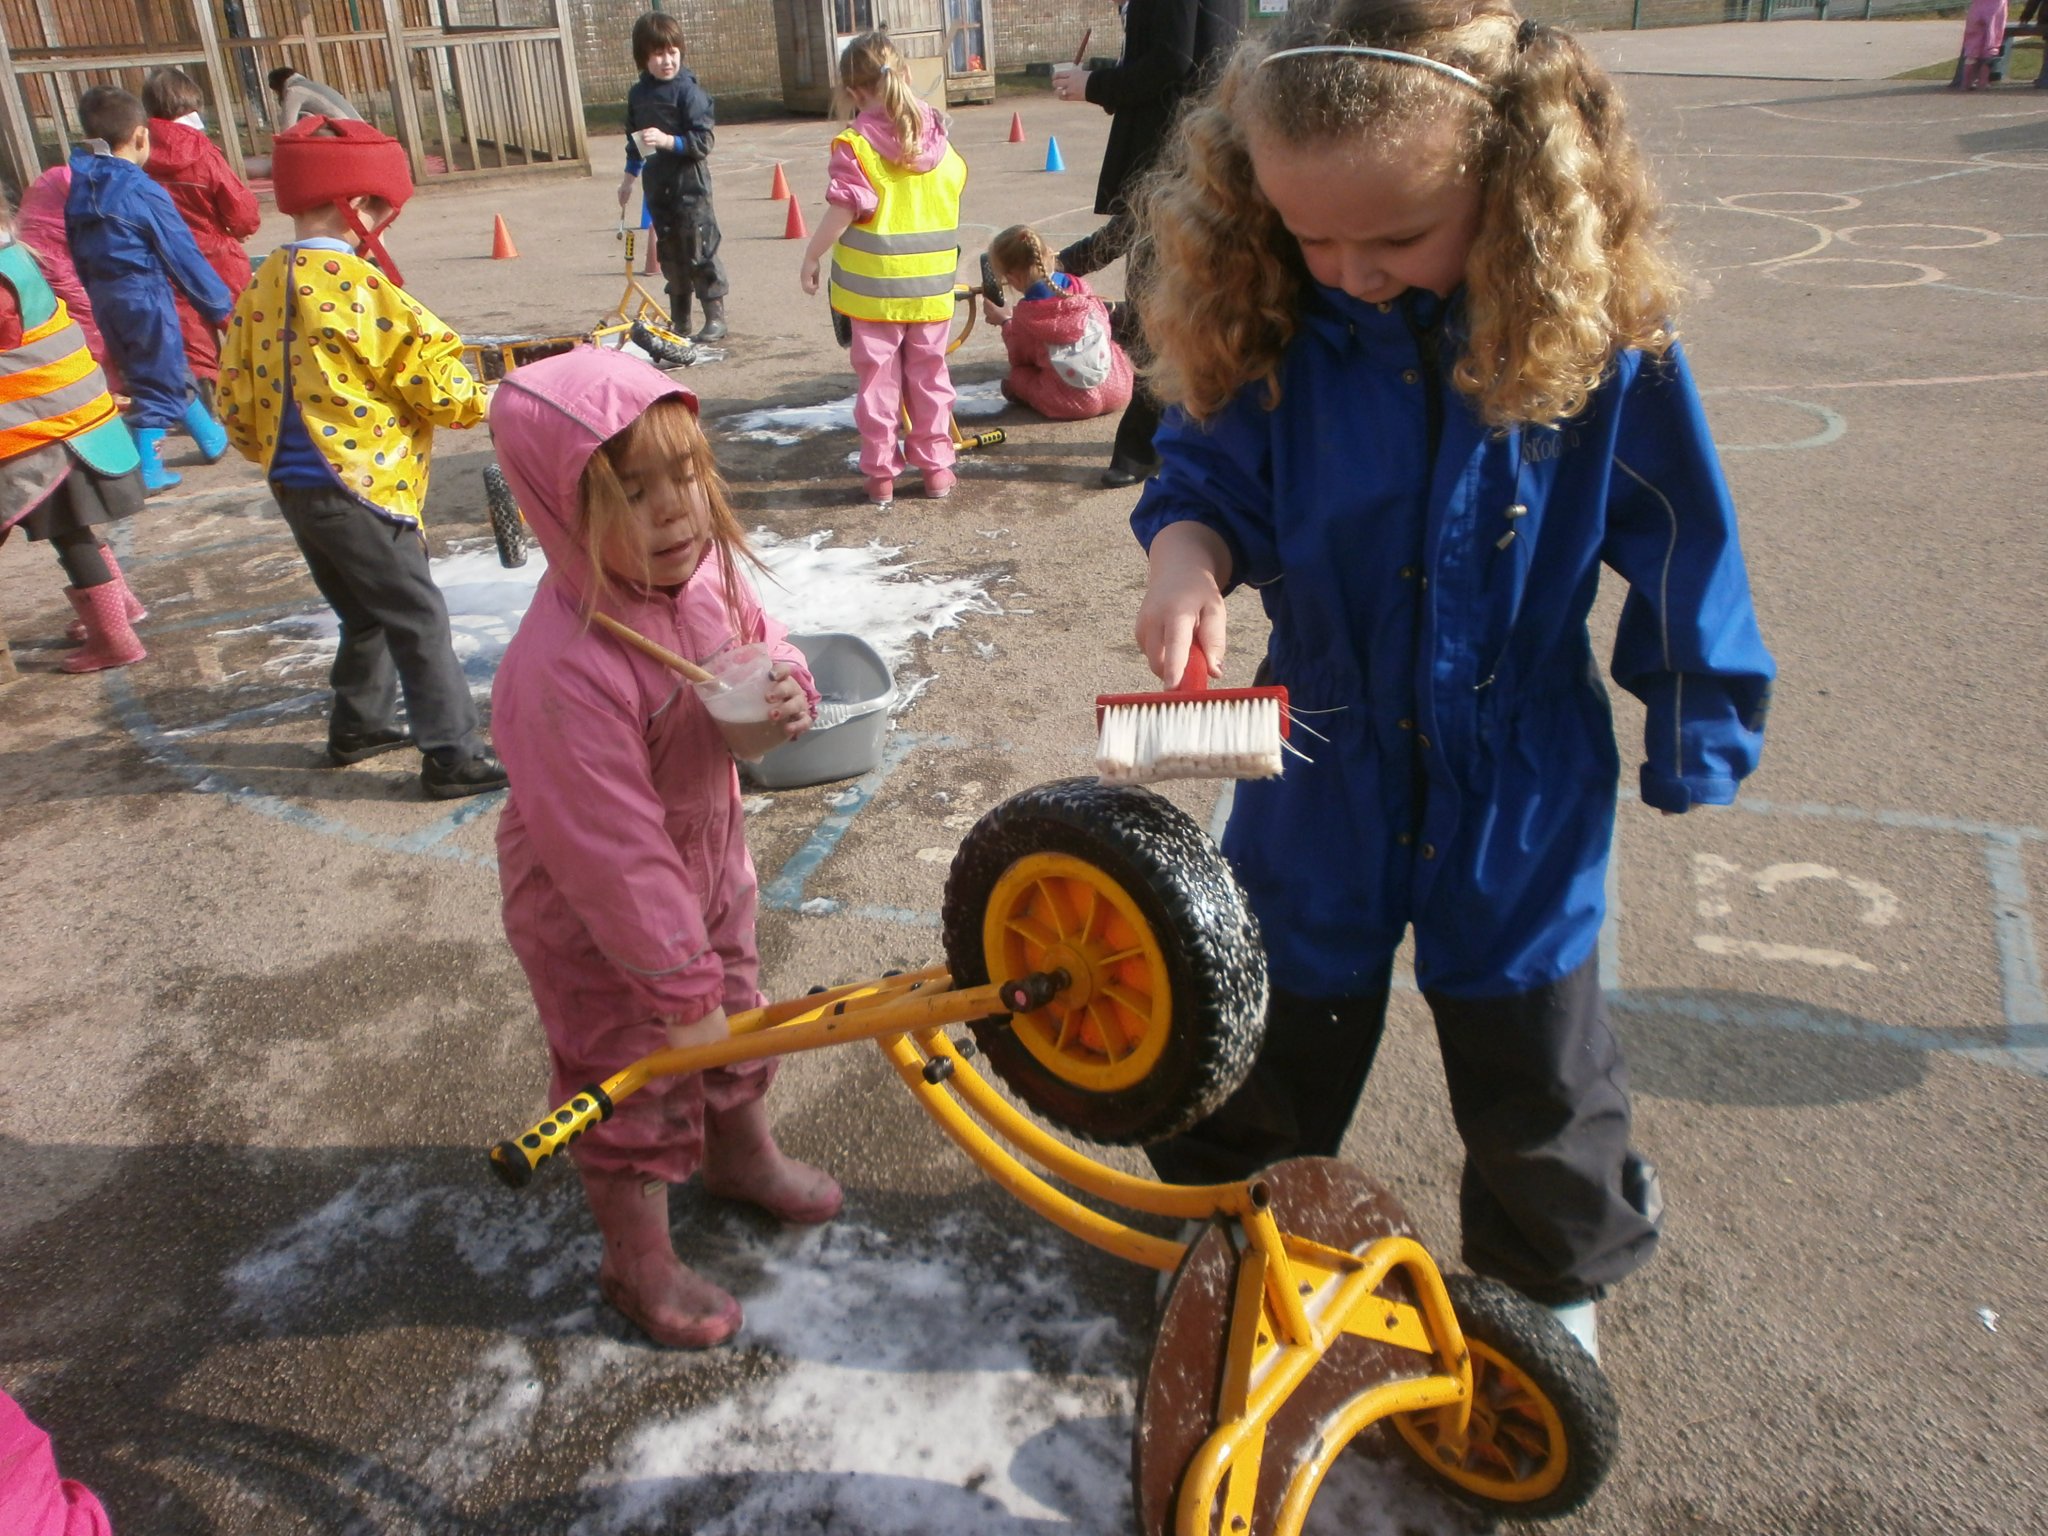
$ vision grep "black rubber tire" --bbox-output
[1389,1274,1620,1521]
[940,778,1267,1145]
[484,463,527,569]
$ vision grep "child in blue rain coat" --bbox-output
[1125,0,1775,1363]
[64,85,232,492]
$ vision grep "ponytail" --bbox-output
[990,224,1054,288]
[838,31,929,166]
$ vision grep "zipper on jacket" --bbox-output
[1404,305,1444,464]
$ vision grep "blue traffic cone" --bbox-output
[1044,136,1066,173]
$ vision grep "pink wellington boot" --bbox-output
[580,1169,742,1349]
[67,547,146,641]
[701,1098,845,1225]
[60,582,147,673]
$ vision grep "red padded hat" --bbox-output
[269,116,414,285]
[270,116,413,214]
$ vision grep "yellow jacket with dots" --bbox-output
[220,242,483,526]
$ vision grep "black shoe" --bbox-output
[1100,456,1159,490]
[328,726,414,766]
[421,749,509,800]
[692,299,727,344]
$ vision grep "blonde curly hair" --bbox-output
[1136,0,1681,429]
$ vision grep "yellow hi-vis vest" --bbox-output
[827,129,967,325]
[0,240,136,524]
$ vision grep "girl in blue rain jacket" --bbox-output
[1124,1,1775,1356]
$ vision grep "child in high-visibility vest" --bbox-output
[0,184,151,674]
[798,32,967,507]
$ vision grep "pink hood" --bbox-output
[489,346,698,611]
[851,102,950,173]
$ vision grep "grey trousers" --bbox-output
[273,482,481,764]
[1145,954,1661,1305]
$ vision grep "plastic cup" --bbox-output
[636,127,665,155]
[693,644,786,761]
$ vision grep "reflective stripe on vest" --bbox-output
[0,242,135,476]
[828,130,966,325]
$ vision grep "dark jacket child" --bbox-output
[618,9,729,343]
[63,85,232,493]
[1,187,151,673]
[218,116,507,800]
[140,67,261,408]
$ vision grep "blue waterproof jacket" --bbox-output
[65,146,232,424]
[1132,284,1774,999]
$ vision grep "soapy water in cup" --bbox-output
[693,643,795,761]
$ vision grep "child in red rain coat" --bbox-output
[982,222,1133,422]
[140,68,260,410]
[489,347,841,1350]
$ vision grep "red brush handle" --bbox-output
[1176,642,1211,693]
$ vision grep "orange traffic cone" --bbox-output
[783,196,807,240]
[1007,111,1025,144]
[770,161,791,200]
[491,214,518,260]
[642,229,660,274]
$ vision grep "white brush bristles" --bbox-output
[1095,697,1285,784]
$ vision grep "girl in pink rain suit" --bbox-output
[489,347,841,1350]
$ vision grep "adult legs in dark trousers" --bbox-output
[654,196,731,344]
[1145,954,1661,1308]
[1058,212,1162,488]
[274,483,506,798]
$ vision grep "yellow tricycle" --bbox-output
[489,778,1618,1535]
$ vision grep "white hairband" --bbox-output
[1260,45,1487,94]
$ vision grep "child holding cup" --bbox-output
[487,347,835,1351]
[619,9,730,343]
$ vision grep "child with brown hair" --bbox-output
[798,30,966,505]
[1126,0,1776,1361]
[140,66,260,414]
[982,222,1132,422]
[219,115,506,799]
[489,347,837,1349]
[63,84,233,492]
[619,10,728,344]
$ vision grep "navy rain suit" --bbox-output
[65,147,232,431]
[1132,283,1774,1301]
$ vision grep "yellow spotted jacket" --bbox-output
[220,244,484,525]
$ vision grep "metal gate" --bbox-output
[0,0,587,198]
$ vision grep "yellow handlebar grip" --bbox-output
[490,1083,614,1189]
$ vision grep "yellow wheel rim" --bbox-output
[1392,1339,1570,1503]
[980,852,1172,1093]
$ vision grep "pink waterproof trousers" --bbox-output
[848,317,955,484]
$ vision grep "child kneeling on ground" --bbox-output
[982,223,1133,423]
[489,348,841,1349]
[219,116,506,799]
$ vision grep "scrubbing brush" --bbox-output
[1094,643,1290,784]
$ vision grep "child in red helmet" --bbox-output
[219,116,507,799]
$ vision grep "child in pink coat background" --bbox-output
[488,348,841,1351]
[15,168,116,389]
[982,222,1133,423]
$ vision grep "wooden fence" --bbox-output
[0,0,587,198]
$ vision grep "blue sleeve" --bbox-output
[1601,345,1776,812]
[1129,390,1281,592]
[141,181,232,323]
